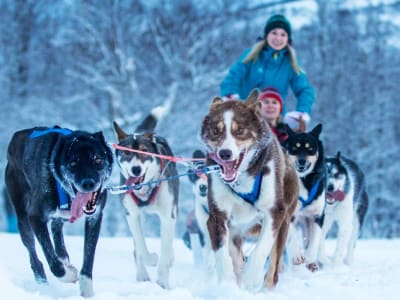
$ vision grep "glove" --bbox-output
[284,111,310,131]
[222,94,240,101]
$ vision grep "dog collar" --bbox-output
[126,159,165,207]
[229,172,263,205]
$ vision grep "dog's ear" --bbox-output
[113,121,128,141]
[211,96,224,107]
[336,151,341,160]
[246,88,259,105]
[310,123,322,138]
[192,149,206,159]
[285,123,296,137]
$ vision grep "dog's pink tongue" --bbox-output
[70,192,92,223]
[327,190,346,202]
[221,161,237,182]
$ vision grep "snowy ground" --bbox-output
[0,233,399,300]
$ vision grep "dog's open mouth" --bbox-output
[295,160,311,173]
[210,151,245,183]
[126,173,145,187]
[70,191,98,223]
[326,190,346,204]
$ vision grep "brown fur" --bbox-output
[201,89,298,290]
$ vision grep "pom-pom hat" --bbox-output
[264,14,292,43]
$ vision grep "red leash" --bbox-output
[112,143,206,164]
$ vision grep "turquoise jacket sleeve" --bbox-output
[290,70,315,115]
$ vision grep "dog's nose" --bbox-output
[297,158,307,166]
[131,166,141,176]
[81,179,96,191]
[218,149,232,161]
[327,184,335,192]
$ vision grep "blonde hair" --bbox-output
[242,40,301,74]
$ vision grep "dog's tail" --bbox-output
[135,101,172,133]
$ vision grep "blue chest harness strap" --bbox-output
[29,127,73,210]
[230,173,263,205]
[299,179,321,209]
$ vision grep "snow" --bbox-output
[0,233,399,300]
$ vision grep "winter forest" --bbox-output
[0,0,399,238]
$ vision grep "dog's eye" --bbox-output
[139,145,148,152]
[69,160,77,168]
[212,126,219,135]
[122,150,133,157]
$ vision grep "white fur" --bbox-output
[119,156,176,288]
[319,173,358,265]
[210,155,279,291]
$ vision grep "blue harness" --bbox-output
[299,179,321,209]
[230,173,263,205]
[29,127,72,210]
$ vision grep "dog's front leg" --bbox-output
[79,212,103,298]
[305,217,323,272]
[241,214,274,291]
[157,214,176,288]
[123,202,155,282]
[29,215,78,282]
[207,208,234,283]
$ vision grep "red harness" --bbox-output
[126,159,165,207]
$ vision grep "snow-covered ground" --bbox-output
[0,233,398,300]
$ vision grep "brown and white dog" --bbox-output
[113,106,178,288]
[200,89,298,291]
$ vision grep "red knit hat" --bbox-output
[258,87,283,113]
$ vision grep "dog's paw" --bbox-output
[292,253,305,265]
[306,262,319,272]
[145,252,158,267]
[136,269,151,282]
[157,267,170,289]
[59,263,78,283]
[241,261,264,292]
[79,274,94,298]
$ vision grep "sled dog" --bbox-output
[5,126,113,297]
[181,150,213,267]
[200,89,298,291]
[319,152,369,265]
[285,124,327,272]
[113,106,178,288]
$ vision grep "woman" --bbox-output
[258,87,288,144]
[220,14,315,127]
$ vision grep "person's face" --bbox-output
[266,28,289,51]
[259,97,281,123]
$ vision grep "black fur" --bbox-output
[5,127,113,295]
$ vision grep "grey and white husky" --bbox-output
[319,152,369,265]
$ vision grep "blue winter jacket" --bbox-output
[220,46,315,115]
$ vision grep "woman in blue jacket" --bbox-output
[220,14,315,127]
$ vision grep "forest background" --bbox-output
[0,0,398,238]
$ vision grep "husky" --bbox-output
[285,124,327,272]
[200,89,298,291]
[318,152,369,265]
[112,106,178,288]
[181,149,214,268]
[5,127,113,297]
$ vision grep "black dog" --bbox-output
[285,124,327,272]
[5,126,113,297]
